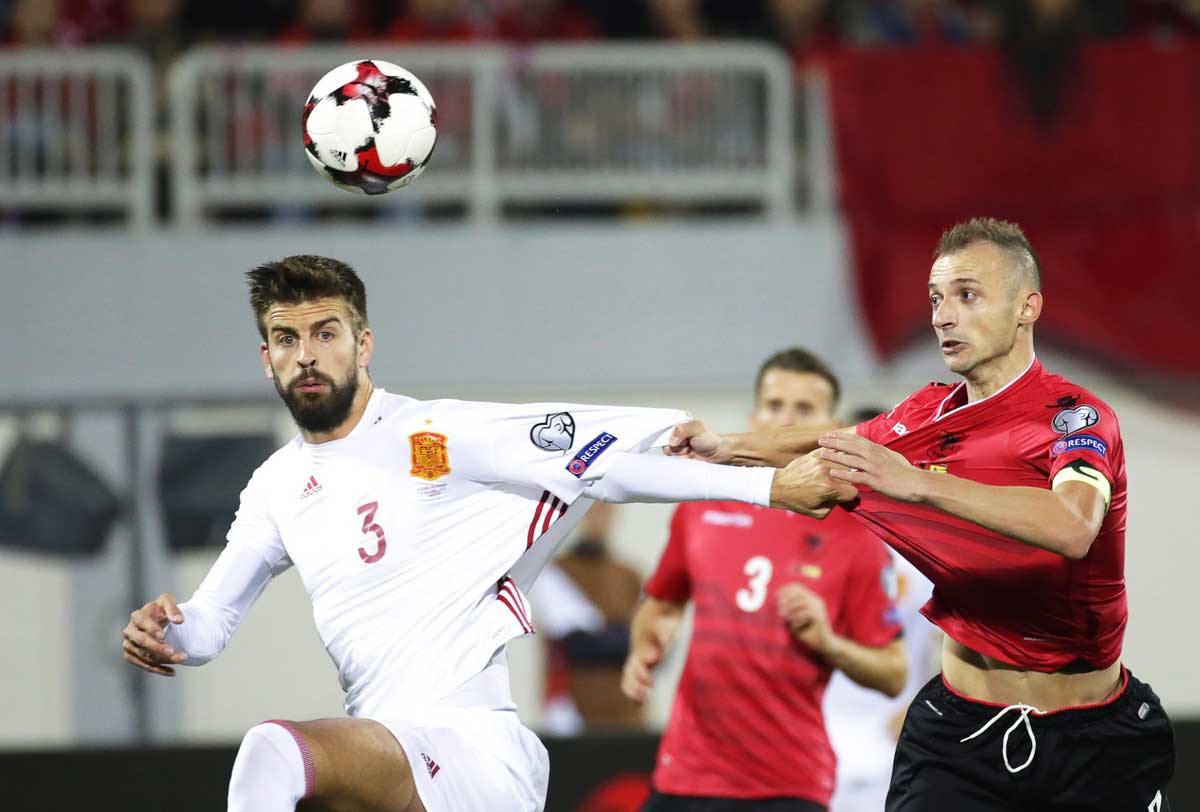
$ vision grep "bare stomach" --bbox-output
[941,635,1123,711]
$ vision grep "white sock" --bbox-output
[227,721,313,812]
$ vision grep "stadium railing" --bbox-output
[0,48,155,229]
[168,43,815,226]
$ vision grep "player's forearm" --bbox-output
[587,452,774,506]
[164,600,240,666]
[916,472,1099,559]
[821,636,907,698]
[721,427,828,468]
[631,597,684,654]
[163,543,275,664]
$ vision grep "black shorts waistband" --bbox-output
[925,666,1146,728]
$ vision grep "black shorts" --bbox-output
[887,669,1175,812]
[644,791,825,812]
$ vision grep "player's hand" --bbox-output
[769,451,858,517]
[777,583,834,655]
[666,420,731,464]
[621,640,662,703]
[122,593,189,677]
[818,433,926,503]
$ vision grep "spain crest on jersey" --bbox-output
[409,431,451,481]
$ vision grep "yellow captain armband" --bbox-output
[1052,461,1112,510]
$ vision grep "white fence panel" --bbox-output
[168,44,803,226]
[0,49,154,228]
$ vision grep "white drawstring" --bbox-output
[959,703,1045,774]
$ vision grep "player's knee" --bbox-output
[229,721,315,801]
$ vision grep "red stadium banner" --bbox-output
[824,38,1200,376]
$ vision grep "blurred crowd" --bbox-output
[3,1,1200,69]
[3,0,1198,227]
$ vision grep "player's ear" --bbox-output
[357,328,375,369]
[259,343,274,380]
[1018,290,1042,326]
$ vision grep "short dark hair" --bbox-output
[754,347,841,407]
[935,217,1042,292]
[246,255,368,339]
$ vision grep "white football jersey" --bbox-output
[193,388,686,722]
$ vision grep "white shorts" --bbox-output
[829,773,890,812]
[381,708,549,812]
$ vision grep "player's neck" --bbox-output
[962,345,1035,403]
[299,381,376,445]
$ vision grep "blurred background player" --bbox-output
[533,502,645,734]
[822,407,938,812]
[623,347,907,812]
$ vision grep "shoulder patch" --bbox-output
[1052,405,1100,435]
[566,432,618,478]
[530,412,575,453]
[1050,434,1107,458]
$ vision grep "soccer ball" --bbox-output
[303,60,438,195]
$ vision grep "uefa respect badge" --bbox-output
[565,432,618,478]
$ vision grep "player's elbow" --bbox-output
[1057,523,1099,561]
[1061,538,1094,560]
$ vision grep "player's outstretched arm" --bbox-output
[587,451,855,519]
[667,420,853,468]
[819,433,1108,559]
[123,593,189,677]
[777,583,908,698]
[622,597,685,703]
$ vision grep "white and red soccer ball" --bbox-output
[303,60,438,195]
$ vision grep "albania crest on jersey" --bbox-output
[409,431,451,481]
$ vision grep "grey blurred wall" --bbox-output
[3,221,874,400]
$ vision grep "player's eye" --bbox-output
[319,331,334,341]
[961,290,976,302]
[278,335,295,346]
[930,296,941,307]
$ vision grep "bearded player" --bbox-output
[120,257,834,812]
[669,218,1175,811]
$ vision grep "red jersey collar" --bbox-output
[933,356,1041,422]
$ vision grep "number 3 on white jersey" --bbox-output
[736,555,773,612]
[357,501,388,564]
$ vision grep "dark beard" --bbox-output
[275,367,359,435]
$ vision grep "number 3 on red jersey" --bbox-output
[357,501,387,564]
[736,555,774,612]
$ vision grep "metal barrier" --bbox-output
[0,49,155,229]
[169,44,804,226]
